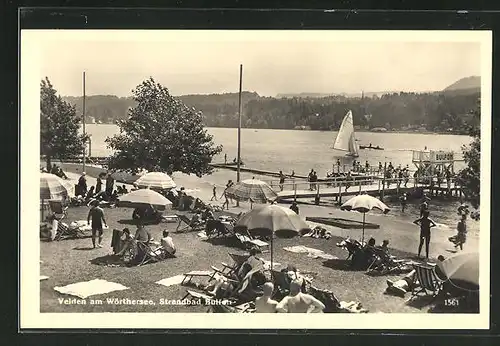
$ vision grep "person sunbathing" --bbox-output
[276,280,325,313]
[386,255,446,296]
[255,282,279,313]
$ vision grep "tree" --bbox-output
[106,77,222,177]
[456,98,480,208]
[40,77,87,170]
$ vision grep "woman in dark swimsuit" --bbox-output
[413,210,437,259]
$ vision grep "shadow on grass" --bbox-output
[204,236,244,250]
[73,246,95,251]
[89,254,125,267]
[322,258,358,272]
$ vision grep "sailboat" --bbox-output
[333,110,359,157]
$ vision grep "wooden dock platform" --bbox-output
[276,181,461,203]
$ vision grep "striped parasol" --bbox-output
[226,179,278,204]
[135,172,176,190]
[40,173,74,200]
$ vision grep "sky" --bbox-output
[32,30,484,97]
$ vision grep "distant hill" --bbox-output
[276,91,397,98]
[443,76,480,94]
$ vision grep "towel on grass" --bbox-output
[197,231,208,240]
[40,275,49,281]
[54,279,129,299]
[156,275,185,287]
[283,246,338,260]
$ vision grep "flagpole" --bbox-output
[82,71,86,173]
[237,64,243,183]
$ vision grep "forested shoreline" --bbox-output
[63,88,479,134]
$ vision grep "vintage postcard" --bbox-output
[21,29,491,329]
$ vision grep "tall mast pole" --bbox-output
[237,64,243,183]
[82,71,86,173]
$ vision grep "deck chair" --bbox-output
[48,200,68,220]
[407,263,445,303]
[234,232,269,252]
[135,241,168,266]
[366,247,412,274]
[53,221,88,241]
[176,214,205,233]
[336,237,364,260]
[205,219,231,238]
[181,270,214,286]
[211,252,250,280]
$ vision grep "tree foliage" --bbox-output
[105,78,223,177]
[456,98,480,208]
[40,77,87,170]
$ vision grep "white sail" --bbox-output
[333,110,359,157]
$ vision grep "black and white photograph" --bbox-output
[21,29,491,329]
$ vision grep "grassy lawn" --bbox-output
[40,205,435,313]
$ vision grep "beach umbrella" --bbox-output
[439,251,479,292]
[117,188,172,211]
[340,194,390,243]
[235,204,311,269]
[226,179,278,207]
[40,173,74,220]
[135,172,176,190]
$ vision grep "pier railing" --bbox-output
[266,174,462,202]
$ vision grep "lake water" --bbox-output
[81,124,479,235]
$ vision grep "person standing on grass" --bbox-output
[105,172,115,199]
[399,192,408,212]
[454,213,467,251]
[413,210,437,259]
[210,185,217,201]
[87,200,107,248]
[78,172,88,197]
[95,174,103,194]
[221,180,233,210]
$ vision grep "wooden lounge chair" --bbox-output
[176,214,205,233]
[407,263,445,304]
[181,270,214,286]
[135,241,169,266]
[53,221,88,241]
[48,200,68,220]
[206,219,232,238]
[234,232,269,253]
[366,247,411,274]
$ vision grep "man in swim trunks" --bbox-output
[255,282,279,313]
[276,280,325,313]
[87,200,107,248]
[413,210,436,259]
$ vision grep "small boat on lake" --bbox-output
[359,144,384,150]
[332,110,359,158]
